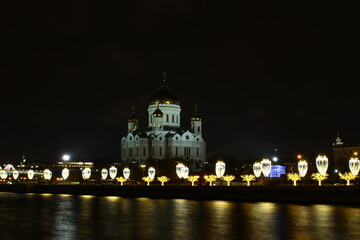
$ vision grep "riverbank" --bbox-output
[1,184,360,205]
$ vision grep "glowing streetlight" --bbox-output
[215,161,225,178]
[43,169,52,180]
[261,158,271,177]
[316,155,328,175]
[123,168,130,180]
[82,168,91,180]
[62,168,69,180]
[148,167,156,180]
[101,168,108,180]
[12,170,19,180]
[140,164,146,176]
[62,154,70,161]
[349,158,360,176]
[27,170,34,180]
[297,160,308,177]
[176,163,189,179]
[109,166,117,179]
[0,170,7,180]
[181,166,189,179]
[176,163,185,178]
[253,162,262,178]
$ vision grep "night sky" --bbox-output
[1,1,359,164]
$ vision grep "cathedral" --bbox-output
[121,72,206,171]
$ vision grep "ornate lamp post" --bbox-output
[349,158,360,176]
[176,163,185,179]
[43,169,52,181]
[101,168,108,180]
[123,168,130,180]
[261,158,271,177]
[253,162,262,178]
[0,170,7,180]
[109,166,118,179]
[62,168,69,181]
[82,168,91,181]
[215,161,225,178]
[12,170,19,180]
[148,167,156,180]
[316,155,328,175]
[181,166,189,179]
[297,160,308,177]
[27,170,35,180]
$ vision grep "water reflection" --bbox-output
[0,192,359,240]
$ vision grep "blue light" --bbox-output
[269,165,286,177]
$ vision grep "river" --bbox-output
[0,192,359,240]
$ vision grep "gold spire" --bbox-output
[161,70,167,85]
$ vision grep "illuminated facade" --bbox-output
[121,72,206,171]
[332,133,360,172]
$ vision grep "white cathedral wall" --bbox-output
[122,137,206,165]
[148,104,181,128]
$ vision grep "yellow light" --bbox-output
[354,152,358,156]
[157,176,170,186]
[142,176,153,186]
[222,175,235,186]
[186,175,200,186]
[338,172,357,186]
[287,173,301,186]
[297,155,302,159]
[240,174,256,186]
[311,173,329,186]
[116,177,127,186]
[204,174,217,186]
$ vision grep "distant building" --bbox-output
[332,132,360,172]
[121,72,206,171]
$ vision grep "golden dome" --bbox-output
[149,71,179,105]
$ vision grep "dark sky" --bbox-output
[1,1,359,164]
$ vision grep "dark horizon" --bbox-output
[1,1,359,164]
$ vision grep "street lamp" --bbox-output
[12,170,19,180]
[43,169,52,181]
[349,157,360,176]
[101,168,108,180]
[62,168,69,180]
[140,164,146,176]
[176,163,185,178]
[109,166,118,179]
[253,162,262,178]
[261,158,271,177]
[297,160,308,177]
[0,170,7,180]
[123,168,130,180]
[62,154,70,161]
[82,168,91,180]
[27,170,34,180]
[148,167,156,180]
[215,161,225,178]
[316,155,328,175]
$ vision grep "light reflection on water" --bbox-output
[0,192,360,240]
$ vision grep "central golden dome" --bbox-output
[149,71,179,105]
